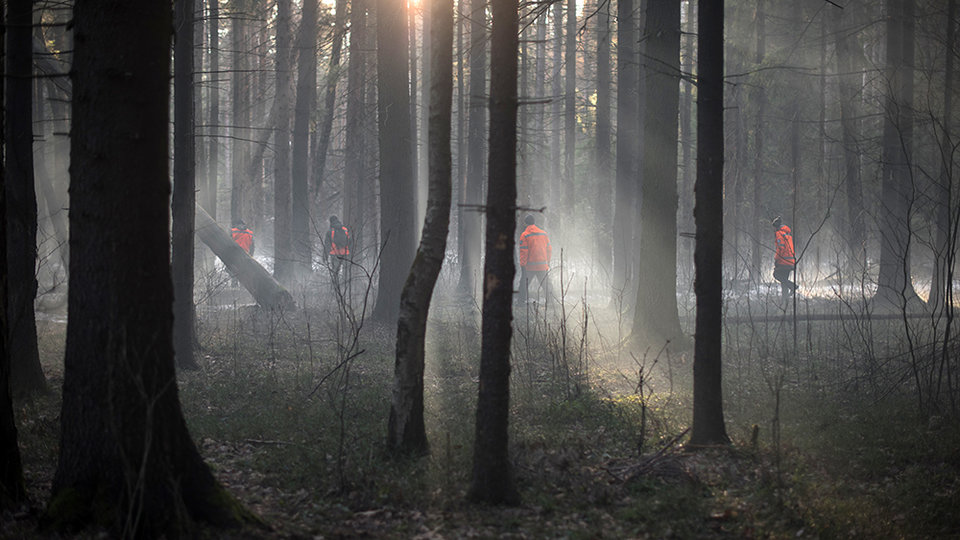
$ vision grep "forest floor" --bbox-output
[6,278,960,539]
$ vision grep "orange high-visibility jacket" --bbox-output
[519,224,552,271]
[775,225,795,267]
[329,226,350,256]
[231,227,254,254]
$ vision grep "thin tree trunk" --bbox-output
[5,0,46,396]
[563,0,576,218]
[388,0,453,456]
[344,0,368,262]
[930,0,956,311]
[314,0,349,196]
[750,0,764,284]
[173,0,199,370]
[274,0,294,282]
[612,0,637,300]
[49,2,255,533]
[230,0,250,225]
[550,2,562,213]
[293,0,319,274]
[469,0,519,505]
[690,0,729,447]
[206,0,220,221]
[595,0,612,275]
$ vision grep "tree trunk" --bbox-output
[373,0,418,323]
[834,2,866,275]
[230,0,251,225]
[0,12,28,506]
[195,205,294,310]
[49,2,255,533]
[5,0,46,397]
[468,0,519,505]
[274,0,294,283]
[689,0,729,448]
[292,0,319,274]
[632,0,684,348]
[750,0,764,285]
[206,0,220,221]
[457,0,486,299]
[550,2,562,213]
[612,0,638,300]
[345,0,369,264]
[876,0,921,308]
[930,0,956,311]
[173,0,199,370]
[388,0,453,456]
[314,0,348,198]
[563,0,576,218]
[595,0,612,275]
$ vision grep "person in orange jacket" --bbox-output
[230,219,254,287]
[324,215,350,276]
[231,219,255,256]
[518,214,552,304]
[772,216,798,299]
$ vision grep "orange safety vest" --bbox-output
[519,224,552,271]
[231,227,254,254]
[775,225,795,267]
[329,226,350,256]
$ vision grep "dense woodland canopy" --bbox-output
[2,0,959,537]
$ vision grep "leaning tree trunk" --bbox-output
[292,0,319,274]
[689,0,729,448]
[388,0,453,456]
[632,0,684,348]
[373,0,417,323]
[5,0,46,397]
[468,0,519,505]
[173,0,199,370]
[49,1,256,534]
[195,205,294,310]
[0,14,28,507]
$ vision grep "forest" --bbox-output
[1,0,959,537]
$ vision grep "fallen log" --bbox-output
[194,205,295,310]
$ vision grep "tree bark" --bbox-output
[173,0,199,370]
[689,0,729,447]
[388,0,453,456]
[876,0,921,308]
[293,0,319,274]
[0,11,28,506]
[314,0,349,199]
[468,0,519,505]
[457,0,486,299]
[595,0,612,275]
[750,0,764,285]
[632,0,684,348]
[344,0,369,264]
[5,0,46,397]
[230,0,251,226]
[563,0,576,217]
[206,0,220,221]
[374,0,418,323]
[612,0,638,300]
[274,0,294,283]
[834,2,867,275]
[49,2,255,533]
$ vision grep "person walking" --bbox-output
[517,214,552,304]
[772,216,798,299]
[324,215,350,277]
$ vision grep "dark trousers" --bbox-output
[518,267,550,304]
[774,264,797,298]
